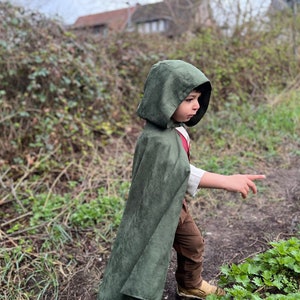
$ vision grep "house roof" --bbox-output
[131,1,172,23]
[73,6,137,31]
[131,0,202,23]
[131,0,203,35]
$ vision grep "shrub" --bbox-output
[207,238,300,299]
[0,2,109,163]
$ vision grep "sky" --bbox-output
[4,0,161,25]
[3,0,273,26]
[210,0,271,27]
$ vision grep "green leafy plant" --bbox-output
[0,2,112,165]
[27,185,127,233]
[70,187,126,229]
[207,238,300,299]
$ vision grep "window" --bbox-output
[137,19,168,33]
[92,24,108,36]
[158,20,166,32]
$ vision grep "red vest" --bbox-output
[177,131,190,160]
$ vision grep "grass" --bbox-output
[191,93,300,174]
[0,245,61,300]
[0,148,130,298]
[0,94,299,299]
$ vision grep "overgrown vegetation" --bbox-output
[191,91,300,174]
[0,1,299,299]
[208,238,300,299]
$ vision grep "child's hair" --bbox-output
[194,81,211,94]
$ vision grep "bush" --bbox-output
[1,1,299,169]
[0,2,109,164]
[207,238,300,299]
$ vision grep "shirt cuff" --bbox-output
[186,164,206,197]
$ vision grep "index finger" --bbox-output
[246,175,266,181]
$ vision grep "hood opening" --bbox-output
[184,81,212,127]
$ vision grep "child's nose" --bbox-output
[193,101,200,110]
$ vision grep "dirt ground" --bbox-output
[60,157,300,300]
[162,157,300,299]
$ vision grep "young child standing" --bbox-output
[98,60,265,300]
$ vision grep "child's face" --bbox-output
[172,91,201,123]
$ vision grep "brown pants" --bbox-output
[173,202,205,288]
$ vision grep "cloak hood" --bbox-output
[137,60,212,128]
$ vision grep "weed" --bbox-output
[207,238,300,299]
[70,187,126,229]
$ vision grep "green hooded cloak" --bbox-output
[98,60,211,300]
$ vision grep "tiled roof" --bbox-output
[131,0,204,36]
[73,6,137,31]
[131,0,202,23]
[131,1,171,23]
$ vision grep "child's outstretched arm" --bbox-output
[199,172,266,199]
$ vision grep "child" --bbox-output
[98,60,265,300]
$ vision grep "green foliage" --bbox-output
[1,1,300,182]
[207,238,300,300]
[0,2,110,163]
[0,245,61,300]
[192,94,300,173]
[25,186,127,231]
[70,187,126,229]
[0,1,299,299]
[171,18,299,111]
[0,181,128,299]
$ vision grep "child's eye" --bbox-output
[185,98,193,102]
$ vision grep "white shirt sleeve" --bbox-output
[187,164,206,197]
